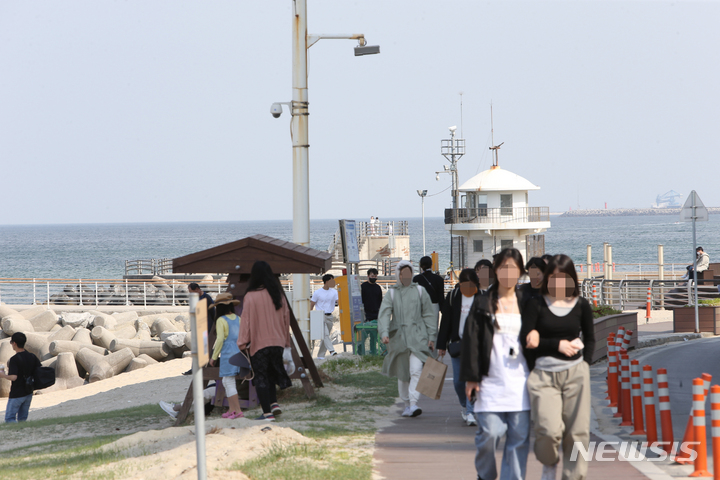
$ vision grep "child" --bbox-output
[209,293,244,419]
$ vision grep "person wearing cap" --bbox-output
[413,255,445,325]
[208,292,244,419]
[378,260,436,418]
[310,274,339,359]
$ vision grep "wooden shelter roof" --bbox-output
[172,234,333,275]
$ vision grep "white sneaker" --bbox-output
[401,406,412,417]
[540,463,557,480]
[409,404,422,417]
[461,409,468,422]
[317,356,325,360]
[466,412,477,426]
[159,401,178,419]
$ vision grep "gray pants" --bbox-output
[526,361,591,480]
[317,314,336,357]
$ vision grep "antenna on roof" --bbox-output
[489,103,503,167]
[459,92,464,138]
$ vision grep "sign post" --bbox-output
[339,220,363,351]
[190,294,208,480]
[680,190,709,333]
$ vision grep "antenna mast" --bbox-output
[489,104,503,167]
[459,92,464,138]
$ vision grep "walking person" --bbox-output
[208,292,244,419]
[361,268,383,322]
[0,333,41,423]
[522,254,595,480]
[238,261,293,422]
[475,259,495,293]
[437,268,480,426]
[462,248,532,480]
[518,257,546,309]
[310,274,339,359]
[414,255,445,325]
[378,260,436,417]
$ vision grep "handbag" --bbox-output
[228,349,254,380]
[447,340,462,358]
[26,366,56,392]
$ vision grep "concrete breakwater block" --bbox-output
[28,310,59,332]
[42,352,84,392]
[1,315,35,335]
[91,326,116,350]
[125,357,148,372]
[60,312,94,328]
[115,323,138,340]
[150,317,180,337]
[77,347,134,383]
[137,353,158,365]
[23,332,53,361]
[19,305,48,320]
[89,310,116,330]
[109,338,170,361]
[111,311,138,324]
[49,340,107,357]
[0,305,20,321]
[0,342,14,397]
[48,325,77,343]
[72,328,93,345]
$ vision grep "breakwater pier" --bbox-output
[561,207,720,217]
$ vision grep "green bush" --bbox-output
[592,305,623,319]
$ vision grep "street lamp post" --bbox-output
[417,190,427,256]
[271,0,379,341]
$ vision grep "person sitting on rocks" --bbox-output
[159,382,217,419]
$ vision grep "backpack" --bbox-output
[388,285,424,303]
[26,366,56,392]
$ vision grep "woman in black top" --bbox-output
[436,268,479,426]
[474,259,495,293]
[521,254,595,480]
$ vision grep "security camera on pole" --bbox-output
[679,190,709,333]
[270,0,379,341]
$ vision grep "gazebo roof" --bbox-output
[458,166,540,192]
[172,234,332,275]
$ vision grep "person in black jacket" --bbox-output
[522,254,595,480]
[517,256,547,310]
[414,256,445,325]
[461,249,532,480]
[0,333,41,422]
[437,268,480,426]
[474,259,495,293]
[360,268,383,321]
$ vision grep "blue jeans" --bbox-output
[475,410,530,480]
[451,355,473,416]
[5,394,32,423]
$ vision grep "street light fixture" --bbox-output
[271,0,379,341]
[417,190,428,256]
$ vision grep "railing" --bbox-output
[125,258,173,276]
[0,278,225,308]
[580,277,720,310]
[356,220,409,237]
[575,262,687,280]
[444,207,549,225]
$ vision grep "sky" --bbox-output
[1,1,718,225]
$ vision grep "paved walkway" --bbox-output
[374,357,650,480]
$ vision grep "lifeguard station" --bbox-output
[170,234,330,424]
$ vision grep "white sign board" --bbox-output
[680,190,709,222]
[339,219,360,264]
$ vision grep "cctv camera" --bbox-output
[270,103,283,118]
[436,174,440,181]
[449,126,457,133]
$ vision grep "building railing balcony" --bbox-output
[444,207,550,225]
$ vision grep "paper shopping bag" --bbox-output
[416,356,448,400]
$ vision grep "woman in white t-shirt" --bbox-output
[461,248,531,480]
[437,268,481,427]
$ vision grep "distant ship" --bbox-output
[652,190,683,209]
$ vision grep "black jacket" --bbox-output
[413,270,445,308]
[459,291,535,383]
[437,287,463,350]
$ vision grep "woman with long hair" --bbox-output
[437,268,480,426]
[522,254,595,480]
[208,293,244,419]
[474,259,495,292]
[462,248,532,480]
[238,261,292,422]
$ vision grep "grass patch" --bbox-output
[592,305,623,318]
[699,298,720,306]
[0,404,161,432]
[232,443,371,480]
[0,435,123,480]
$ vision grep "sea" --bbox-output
[0,215,718,279]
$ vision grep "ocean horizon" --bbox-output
[1,215,718,279]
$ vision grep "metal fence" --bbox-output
[580,277,720,310]
[124,259,173,276]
